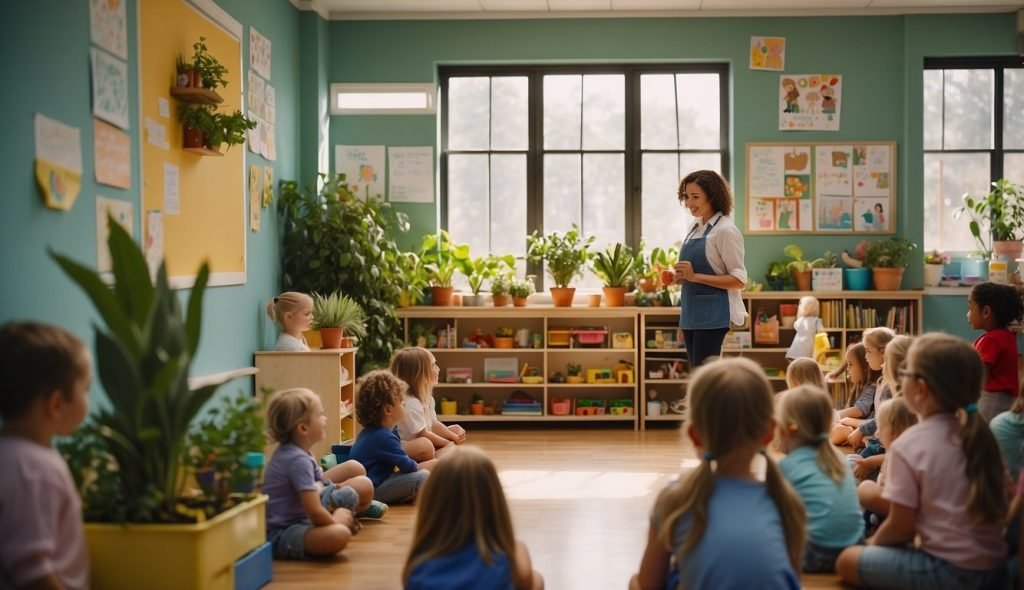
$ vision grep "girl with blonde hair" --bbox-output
[776,385,863,572]
[856,397,917,520]
[403,446,543,590]
[847,334,910,451]
[391,347,466,462]
[837,333,1008,588]
[267,291,314,351]
[631,357,806,589]
[785,357,825,390]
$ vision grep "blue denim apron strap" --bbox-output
[678,214,730,330]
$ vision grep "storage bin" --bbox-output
[234,542,272,590]
[550,399,572,415]
[547,329,571,347]
[573,329,608,347]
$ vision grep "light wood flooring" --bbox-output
[268,427,843,589]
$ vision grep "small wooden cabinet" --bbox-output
[254,348,357,460]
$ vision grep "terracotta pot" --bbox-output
[603,286,626,307]
[637,277,658,293]
[431,286,454,306]
[319,327,343,349]
[470,402,484,415]
[512,297,528,307]
[994,240,1024,262]
[494,337,514,349]
[871,267,905,291]
[587,294,602,307]
[492,294,509,307]
[340,336,354,348]
[792,269,812,291]
[549,287,576,307]
[182,124,205,148]
[191,69,202,88]
[176,69,195,88]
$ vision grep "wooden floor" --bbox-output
[268,427,844,589]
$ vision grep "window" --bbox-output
[329,83,436,115]
[923,57,1024,254]
[440,65,728,288]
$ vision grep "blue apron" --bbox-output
[678,214,730,330]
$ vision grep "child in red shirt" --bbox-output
[967,282,1024,421]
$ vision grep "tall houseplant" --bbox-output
[312,291,367,348]
[527,224,595,306]
[590,243,635,307]
[956,178,1024,260]
[419,230,471,306]
[279,174,408,371]
[865,237,917,290]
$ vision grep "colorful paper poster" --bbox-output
[96,196,133,272]
[852,144,891,197]
[779,74,842,131]
[263,167,274,207]
[815,145,853,196]
[163,163,180,215]
[775,198,798,230]
[249,27,272,80]
[260,121,276,161]
[90,0,127,59]
[91,48,130,130]
[249,165,262,232]
[264,84,276,124]
[818,196,853,231]
[34,113,83,211]
[93,119,131,189]
[388,147,434,203]
[750,36,785,71]
[749,198,776,231]
[748,146,786,197]
[248,71,266,120]
[145,210,163,278]
[247,111,263,155]
[335,145,385,198]
[854,198,890,232]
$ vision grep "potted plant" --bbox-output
[177,103,215,149]
[566,362,585,384]
[206,110,256,152]
[495,326,515,349]
[783,244,824,291]
[461,253,515,306]
[811,250,843,292]
[526,224,595,307]
[923,250,950,287]
[420,230,470,306]
[841,240,871,291]
[865,237,918,290]
[590,243,635,307]
[956,178,1024,260]
[470,392,485,415]
[634,243,677,293]
[49,218,263,590]
[175,55,198,88]
[439,396,458,416]
[490,271,513,307]
[312,291,367,349]
[191,36,228,91]
[397,252,430,308]
[509,276,535,307]
[765,261,788,291]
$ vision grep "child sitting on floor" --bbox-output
[391,347,466,462]
[785,357,825,390]
[856,397,917,527]
[829,343,880,445]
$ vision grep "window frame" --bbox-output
[438,63,730,282]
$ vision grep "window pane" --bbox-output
[923,69,943,150]
[582,75,624,150]
[543,154,582,233]
[1005,69,1024,150]
[544,75,582,150]
[448,77,490,151]
[491,77,528,151]
[1006,153,1024,188]
[641,154,681,249]
[923,152,990,253]
[489,155,527,263]
[943,69,993,150]
[677,73,720,149]
[448,154,490,262]
[579,154,625,289]
[640,74,677,150]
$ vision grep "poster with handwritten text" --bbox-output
[90,0,127,59]
[388,147,434,203]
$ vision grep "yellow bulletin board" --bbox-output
[745,141,897,236]
[140,0,246,287]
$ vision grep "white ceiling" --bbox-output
[292,0,1024,20]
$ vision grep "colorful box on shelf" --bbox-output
[446,367,474,384]
[547,328,572,348]
[609,399,634,415]
[550,398,572,415]
[585,368,616,384]
[612,332,633,349]
[484,357,519,383]
[575,398,606,416]
[573,327,608,347]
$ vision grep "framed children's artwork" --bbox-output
[745,141,897,235]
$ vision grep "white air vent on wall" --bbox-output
[329,83,436,115]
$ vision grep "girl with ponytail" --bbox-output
[630,357,805,590]
[836,333,1008,588]
[776,385,863,572]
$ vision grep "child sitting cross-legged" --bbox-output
[350,370,436,504]
[263,388,386,560]
[776,385,864,573]
[856,397,917,528]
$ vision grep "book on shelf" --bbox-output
[820,299,843,328]
[844,303,913,333]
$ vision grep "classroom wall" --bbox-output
[327,12,1018,338]
[0,0,306,405]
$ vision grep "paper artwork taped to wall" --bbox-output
[249,27,272,80]
[34,113,83,211]
[336,145,385,198]
[750,36,785,71]
[249,165,262,232]
[90,0,127,59]
[96,196,133,273]
[91,48,130,130]
[779,74,842,131]
[94,119,131,189]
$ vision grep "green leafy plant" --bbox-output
[178,103,215,134]
[312,291,367,338]
[397,252,430,305]
[566,362,583,377]
[819,250,839,268]
[191,36,228,90]
[590,243,635,288]
[496,326,514,338]
[509,276,535,299]
[462,254,516,295]
[865,237,918,269]
[783,244,825,273]
[419,230,471,288]
[207,110,256,150]
[765,261,789,290]
[490,273,513,297]
[50,217,245,523]
[527,224,595,288]
[279,174,409,371]
[955,178,1024,258]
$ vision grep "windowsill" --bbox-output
[923,286,972,296]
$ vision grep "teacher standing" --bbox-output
[674,170,748,369]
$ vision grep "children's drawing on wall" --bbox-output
[815,146,853,196]
[779,74,842,131]
[750,36,785,71]
[750,198,776,231]
[854,199,889,232]
[749,146,787,198]
[335,145,385,198]
[818,196,853,231]
[776,198,796,230]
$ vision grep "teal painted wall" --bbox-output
[328,13,1018,336]
[0,0,305,405]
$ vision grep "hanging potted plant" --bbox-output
[865,237,917,290]
[783,244,823,292]
[509,276,535,307]
[956,178,1024,261]
[527,224,595,307]
[206,110,256,153]
[177,104,215,149]
[590,243,635,307]
[461,254,515,306]
[312,291,367,349]
[420,230,470,306]
[191,36,229,91]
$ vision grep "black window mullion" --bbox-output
[528,71,543,287]
[626,69,641,250]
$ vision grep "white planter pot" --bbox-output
[923,264,943,287]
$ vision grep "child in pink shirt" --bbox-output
[967,282,1023,421]
[0,322,92,589]
[836,333,1008,588]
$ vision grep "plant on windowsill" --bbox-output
[419,230,471,306]
[490,270,514,307]
[590,243,635,307]
[527,224,595,307]
[461,253,516,307]
[509,276,535,307]
[865,237,918,290]
[923,250,950,287]
[955,178,1024,260]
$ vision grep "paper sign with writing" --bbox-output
[94,119,130,189]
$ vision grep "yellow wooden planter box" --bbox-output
[85,495,267,590]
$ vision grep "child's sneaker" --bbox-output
[356,500,388,520]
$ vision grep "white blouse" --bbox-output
[684,212,748,326]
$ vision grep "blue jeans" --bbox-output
[374,470,430,504]
[858,546,1008,589]
[804,541,847,573]
[682,327,730,370]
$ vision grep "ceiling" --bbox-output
[292,0,1024,20]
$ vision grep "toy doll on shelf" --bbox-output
[785,295,825,362]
